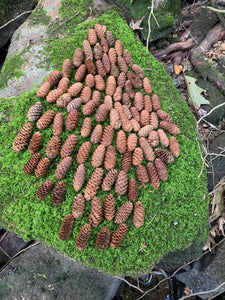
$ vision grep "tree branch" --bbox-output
[0,11,32,30]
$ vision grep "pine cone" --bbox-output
[80,86,92,103]
[76,141,91,164]
[160,120,180,135]
[115,202,133,224]
[105,76,116,96]
[72,194,85,219]
[104,145,116,170]
[114,101,123,114]
[73,48,83,67]
[102,168,118,191]
[61,134,77,158]
[36,82,51,98]
[157,109,173,122]
[115,170,128,198]
[115,39,123,56]
[101,125,114,147]
[13,123,33,152]
[83,39,93,60]
[85,74,95,88]
[149,112,159,129]
[97,227,110,250]
[110,224,128,248]
[55,156,73,180]
[148,130,159,147]
[23,153,41,175]
[134,92,144,111]
[82,100,96,116]
[138,125,153,138]
[123,49,132,67]
[136,165,149,186]
[155,158,168,182]
[106,30,115,46]
[58,214,74,241]
[27,101,42,121]
[104,194,115,221]
[102,53,111,73]
[67,98,82,112]
[128,178,138,202]
[46,70,62,88]
[127,133,137,152]
[133,201,145,228]
[92,90,101,106]
[95,104,109,123]
[56,93,71,108]
[110,109,121,130]
[81,117,92,138]
[143,77,152,95]
[125,80,134,98]
[155,148,174,164]
[116,130,127,154]
[37,110,55,130]
[68,82,83,97]
[144,95,152,112]
[73,164,86,192]
[84,168,104,201]
[75,223,91,251]
[62,59,72,78]
[28,132,42,154]
[88,28,97,45]
[140,110,150,127]
[91,144,105,168]
[100,37,109,53]
[89,196,102,227]
[158,129,169,147]
[46,88,64,103]
[95,23,105,39]
[152,94,161,111]
[117,56,128,73]
[36,179,53,200]
[58,77,70,93]
[96,60,106,77]
[113,86,122,102]
[130,119,140,132]
[53,112,64,136]
[90,124,102,144]
[146,162,160,189]
[85,58,96,75]
[132,64,144,78]
[130,107,140,122]
[52,181,66,205]
[65,109,79,131]
[139,137,155,161]
[94,43,103,60]
[35,157,50,178]
[127,71,142,89]
[95,75,105,91]
[104,95,113,110]
[75,64,87,82]
[46,135,61,159]
[169,136,180,157]
[132,147,143,166]
[121,151,132,173]
[110,63,119,78]
[117,72,126,88]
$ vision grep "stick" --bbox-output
[49,11,80,35]
[197,102,225,126]
[0,11,32,30]
[202,6,225,13]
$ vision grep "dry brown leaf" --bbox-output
[174,64,182,75]
[129,15,145,31]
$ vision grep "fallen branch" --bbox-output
[0,11,32,30]
[202,6,225,13]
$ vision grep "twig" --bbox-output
[146,0,160,52]
[197,102,225,126]
[198,152,225,179]
[113,276,145,294]
[0,11,32,30]
[49,11,80,35]
[183,0,208,10]
[202,6,225,13]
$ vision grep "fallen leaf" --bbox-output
[129,15,145,31]
[184,75,210,106]
[174,64,182,75]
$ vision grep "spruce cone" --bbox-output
[105,76,116,96]
[123,105,132,119]
[110,224,128,248]
[82,100,96,116]
[152,94,161,111]
[106,30,115,46]
[130,106,140,122]
[61,134,77,158]
[65,109,79,131]
[72,194,85,219]
[76,141,91,164]
[46,70,62,88]
[84,168,104,201]
[85,74,95,88]
[128,178,138,202]
[37,110,55,130]
[133,201,145,228]
[136,165,149,186]
[104,194,115,221]
[94,43,103,60]
[23,153,41,175]
[104,145,116,170]
[104,95,113,110]
[58,77,70,92]
[155,158,168,182]
[102,53,111,73]
[35,157,50,178]
[67,98,82,112]
[96,60,106,77]
[27,101,42,121]
[110,63,119,78]
[95,104,109,123]
[91,144,105,168]
[46,88,64,103]
[110,109,121,130]
[55,156,73,180]
[121,151,132,173]
[169,136,180,157]
[114,101,123,114]
[132,64,144,78]
[90,124,102,144]
[144,95,152,112]
[83,39,93,60]
[73,48,83,67]
[75,223,91,251]
[127,71,142,89]
[80,86,92,103]
[149,112,159,129]
[158,129,169,147]
[68,82,83,97]
[115,39,123,56]
[28,132,42,154]
[157,109,173,122]
[113,86,122,102]
[101,125,114,147]
[127,133,137,152]
[139,137,155,161]
[36,179,53,200]
[147,162,160,190]
[95,74,105,91]
[115,202,133,224]
[100,37,109,53]
[58,214,74,241]
[117,56,128,73]
[138,125,153,138]
[97,227,110,250]
[123,49,132,67]
[53,112,64,136]
[85,58,96,75]
[125,80,134,98]
[45,135,61,159]
[102,168,118,191]
[155,148,174,164]
[160,120,180,135]
[122,93,131,108]
[73,164,86,192]
[75,64,87,82]
[132,147,143,166]
[81,117,92,138]
[115,170,128,198]
[89,196,102,227]
[116,130,127,154]
[143,77,152,95]
[56,93,71,108]
[13,122,33,152]
[92,90,101,106]
[88,28,97,45]
[148,130,159,147]
[134,92,144,111]
[130,119,141,132]
[117,72,126,88]
[62,59,72,78]
[108,48,117,64]
[140,110,150,127]
[36,82,51,98]
[95,23,105,39]
[52,181,66,205]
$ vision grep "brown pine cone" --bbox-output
[68,82,83,97]
[121,151,132,173]
[123,49,132,67]
[125,80,134,99]
[28,132,42,154]
[35,157,50,178]
[58,77,70,93]
[155,148,174,164]
[46,135,61,159]
[102,53,111,73]
[62,59,72,78]
[104,194,115,221]
[140,110,150,127]
[105,30,114,46]
[110,224,128,248]
[134,92,144,111]
[82,100,96,116]
[95,23,105,39]
[46,88,64,104]
[105,76,116,96]
[94,43,103,60]
[13,122,33,152]
[88,28,97,45]
[115,39,123,56]
[130,119,141,132]
[52,181,66,205]
[160,121,180,135]
[101,125,114,147]
[83,39,93,60]
[91,144,105,168]
[53,112,64,136]
[61,134,77,158]
[117,56,128,73]
[95,104,109,123]
[148,130,159,147]
[110,109,121,130]
[157,109,173,122]
[132,147,143,166]
[143,77,152,95]
[92,90,101,106]
[36,82,51,98]
[90,124,102,144]
[139,137,155,161]
[155,158,168,182]
[152,94,161,111]
[158,129,169,147]
[85,74,95,88]
[123,105,132,120]
[130,106,140,122]
[121,116,132,133]
[36,179,53,200]
[89,196,102,227]
[56,93,71,108]
[23,153,41,175]
[149,112,159,129]
[55,156,73,180]
[128,178,138,201]
[132,64,144,78]
[73,48,83,67]
[108,48,117,64]
[65,109,79,131]
[84,168,104,201]
[97,227,110,250]
[144,95,152,112]
[110,63,119,78]
[117,72,126,88]
[58,214,74,241]
[85,58,96,75]
[127,71,143,89]
[138,125,153,138]
[136,165,149,186]
[67,98,82,112]
[104,145,116,170]
[169,136,180,157]
[116,130,127,154]
[100,37,109,53]
[72,194,85,219]
[75,64,87,82]
[147,162,160,189]
[96,60,106,77]
[95,74,105,91]
[127,133,137,152]
[133,201,145,228]
[114,101,123,114]
[73,164,86,192]
[75,224,91,251]
[113,86,122,102]
[76,141,91,164]
[102,168,118,191]
[80,86,92,103]
[104,95,113,110]
[81,118,92,138]
[115,170,128,198]
[28,101,42,121]
[46,70,62,88]
[115,201,133,224]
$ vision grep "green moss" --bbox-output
[0,9,208,276]
[28,6,51,26]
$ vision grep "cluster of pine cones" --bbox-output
[13,24,180,251]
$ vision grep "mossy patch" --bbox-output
[28,6,51,26]
[0,9,208,276]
